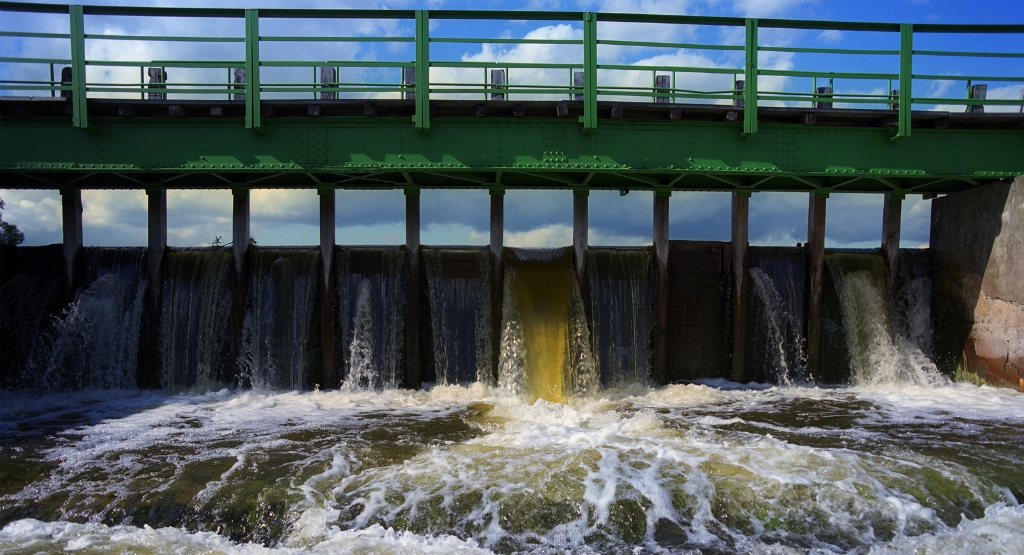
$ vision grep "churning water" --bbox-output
[2,246,1021,554]
[1,382,1022,554]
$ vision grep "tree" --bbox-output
[0,198,25,246]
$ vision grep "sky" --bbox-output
[1,0,1021,249]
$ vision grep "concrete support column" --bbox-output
[60,188,83,302]
[882,193,903,297]
[731,192,750,383]
[405,189,421,389]
[146,188,167,389]
[490,189,504,384]
[653,191,670,384]
[806,194,827,377]
[319,188,337,389]
[231,188,250,380]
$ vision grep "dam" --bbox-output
[1,3,1024,554]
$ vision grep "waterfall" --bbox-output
[894,248,935,357]
[499,248,597,403]
[423,248,492,386]
[588,248,652,387]
[161,248,234,393]
[748,247,806,384]
[336,247,405,390]
[239,248,320,391]
[825,251,946,387]
[0,245,66,390]
[31,248,148,392]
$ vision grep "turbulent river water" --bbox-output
[2,380,1022,555]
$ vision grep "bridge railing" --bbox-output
[1,2,1021,135]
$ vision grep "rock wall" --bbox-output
[931,175,1024,390]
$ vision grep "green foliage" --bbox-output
[0,199,26,246]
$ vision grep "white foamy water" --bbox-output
[1,381,1022,554]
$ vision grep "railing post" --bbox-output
[581,11,598,133]
[742,18,758,137]
[69,5,89,130]
[894,23,912,141]
[244,9,262,131]
[413,10,430,132]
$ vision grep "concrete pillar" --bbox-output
[231,188,250,378]
[653,191,670,384]
[60,188,83,302]
[405,189,421,389]
[882,193,903,297]
[319,188,337,389]
[573,190,589,287]
[146,188,167,389]
[490,189,504,384]
[805,194,827,377]
[731,192,750,383]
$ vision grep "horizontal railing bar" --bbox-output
[597,39,744,51]
[84,33,244,42]
[0,84,64,90]
[598,85,739,94]
[428,10,583,20]
[431,82,575,88]
[0,79,65,84]
[756,18,900,32]
[0,56,72,64]
[597,89,737,99]
[914,50,1024,58]
[596,13,744,26]
[429,87,574,94]
[85,86,233,93]
[760,45,899,55]
[431,37,582,44]
[598,63,741,74]
[758,69,898,79]
[430,61,578,69]
[83,5,243,17]
[260,35,414,42]
[913,74,1024,82]
[256,8,415,19]
[758,95,891,104]
[261,86,402,93]
[914,23,1024,33]
[93,81,245,87]
[911,97,1024,105]
[260,60,411,68]
[0,1,69,14]
[85,60,242,68]
[0,30,70,38]
[760,90,896,98]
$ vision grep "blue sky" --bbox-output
[1,0,1021,248]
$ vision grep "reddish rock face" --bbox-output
[932,175,1024,392]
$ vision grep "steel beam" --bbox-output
[882,193,903,298]
[231,187,250,385]
[146,187,167,389]
[405,189,421,389]
[3,119,1019,192]
[60,187,82,302]
[653,191,670,385]
[731,192,750,383]
[805,194,827,378]
[490,189,504,385]
[319,188,337,389]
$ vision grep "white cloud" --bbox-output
[817,29,843,43]
[732,0,818,17]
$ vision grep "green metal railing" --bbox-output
[1,1,1021,136]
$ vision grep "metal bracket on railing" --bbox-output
[69,5,93,132]
[741,18,758,137]
[580,12,598,133]
[245,9,262,132]
[413,10,430,133]
[892,23,912,141]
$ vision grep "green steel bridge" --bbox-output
[1,2,1023,385]
[1,2,1022,195]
